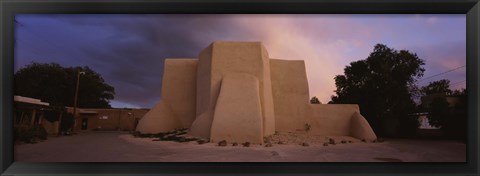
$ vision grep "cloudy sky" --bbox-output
[14,14,466,108]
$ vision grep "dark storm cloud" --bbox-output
[16,15,243,108]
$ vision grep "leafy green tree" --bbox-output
[330,44,425,137]
[15,62,115,108]
[310,96,321,104]
[421,79,452,95]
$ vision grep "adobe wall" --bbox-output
[270,59,310,132]
[79,108,148,131]
[118,109,149,130]
[86,110,122,130]
[136,41,377,142]
[42,120,59,135]
[210,73,264,144]
[135,101,180,133]
[161,59,198,128]
[190,42,275,138]
[136,59,197,134]
[307,104,377,140]
[189,45,214,138]
[307,104,360,136]
[350,112,377,141]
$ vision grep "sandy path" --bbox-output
[15,131,466,162]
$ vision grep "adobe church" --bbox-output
[136,41,377,144]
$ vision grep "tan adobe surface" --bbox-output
[270,59,310,132]
[350,112,377,141]
[136,59,197,133]
[161,59,197,128]
[136,41,377,143]
[307,104,360,136]
[190,42,275,139]
[135,101,179,134]
[210,73,264,144]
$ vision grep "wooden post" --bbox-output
[72,70,84,132]
[57,112,63,136]
[30,109,36,127]
[19,111,24,125]
[38,113,43,125]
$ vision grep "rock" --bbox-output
[372,139,377,143]
[341,140,347,144]
[218,140,227,146]
[265,143,273,147]
[277,141,284,144]
[242,142,250,147]
[197,139,207,144]
[232,142,238,146]
[348,140,352,143]
[264,137,271,143]
[271,151,279,156]
[377,138,385,143]
[163,134,175,139]
[361,139,366,142]
[323,142,328,146]
[329,138,336,144]
[301,142,309,146]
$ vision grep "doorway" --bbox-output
[81,118,88,130]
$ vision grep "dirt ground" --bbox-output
[15,131,466,162]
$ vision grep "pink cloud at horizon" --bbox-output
[224,14,465,104]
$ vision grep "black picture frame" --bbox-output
[1,0,478,175]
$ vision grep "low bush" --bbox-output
[15,122,48,143]
[34,125,48,140]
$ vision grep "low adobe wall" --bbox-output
[42,120,59,136]
[307,104,359,136]
[307,104,376,140]
[78,108,148,131]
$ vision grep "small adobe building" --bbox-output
[136,41,377,144]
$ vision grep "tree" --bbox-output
[427,97,450,128]
[421,79,452,95]
[330,44,425,137]
[310,96,321,104]
[15,62,115,108]
[427,88,467,142]
[450,89,467,142]
[421,80,466,141]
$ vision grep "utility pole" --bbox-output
[72,70,85,133]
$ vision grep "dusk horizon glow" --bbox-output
[14,14,466,108]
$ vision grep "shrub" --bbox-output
[34,125,48,140]
[15,122,48,143]
[15,123,35,143]
[304,123,311,132]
